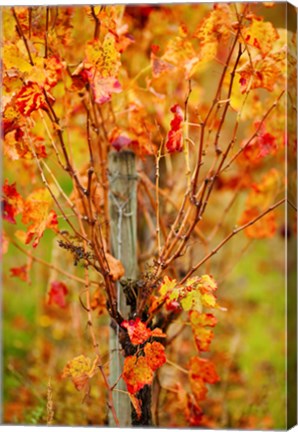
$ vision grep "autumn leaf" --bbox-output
[122,318,152,345]
[4,129,47,161]
[188,356,219,404]
[197,275,218,293]
[193,4,232,62]
[106,252,125,281]
[190,311,217,328]
[48,281,69,308]
[151,48,175,78]
[242,123,277,163]
[165,104,184,153]
[16,82,47,117]
[122,355,153,394]
[192,357,220,384]
[180,275,218,311]
[238,57,282,93]
[190,311,217,352]
[90,74,122,105]
[20,188,58,247]
[181,290,203,312]
[2,179,24,224]
[144,342,166,371]
[90,288,106,315]
[110,133,133,152]
[238,169,280,239]
[159,275,177,297]
[241,18,279,57]
[78,33,122,105]
[188,370,208,402]
[10,265,29,282]
[122,317,166,346]
[3,103,21,136]
[239,207,276,239]
[62,355,99,391]
[185,394,204,426]
[243,168,280,208]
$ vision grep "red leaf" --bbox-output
[2,180,24,224]
[121,317,152,345]
[48,281,69,308]
[144,342,166,371]
[16,82,47,116]
[243,126,277,163]
[110,135,133,152]
[121,318,166,345]
[165,104,184,153]
[10,265,28,282]
[185,394,204,426]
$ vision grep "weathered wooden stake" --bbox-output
[108,150,138,426]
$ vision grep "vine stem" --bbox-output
[77,208,120,427]
[10,239,97,286]
[155,143,162,254]
[166,359,188,374]
[12,7,34,65]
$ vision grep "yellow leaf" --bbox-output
[159,275,177,297]
[242,18,279,57]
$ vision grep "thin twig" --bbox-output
[180,198,285,283]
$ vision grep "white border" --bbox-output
[0,0,294,6]
[1,1,297,432]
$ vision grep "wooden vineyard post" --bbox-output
[108,150,138,426]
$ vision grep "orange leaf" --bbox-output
[193,4,232,62]
[242,18,279,57]
[189,356,220,390]
[190,311,217,352]
[190,311,217,328]
[4,129,47,161]
[90,288,106,315]
[239,58,282,92]
[144,342,166,371]
[122,355,153,394]
[239,207,276,239]
[165,104,184,153]
[106,253,125,281]
[239,169,280,239]
[21,189,58,247]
